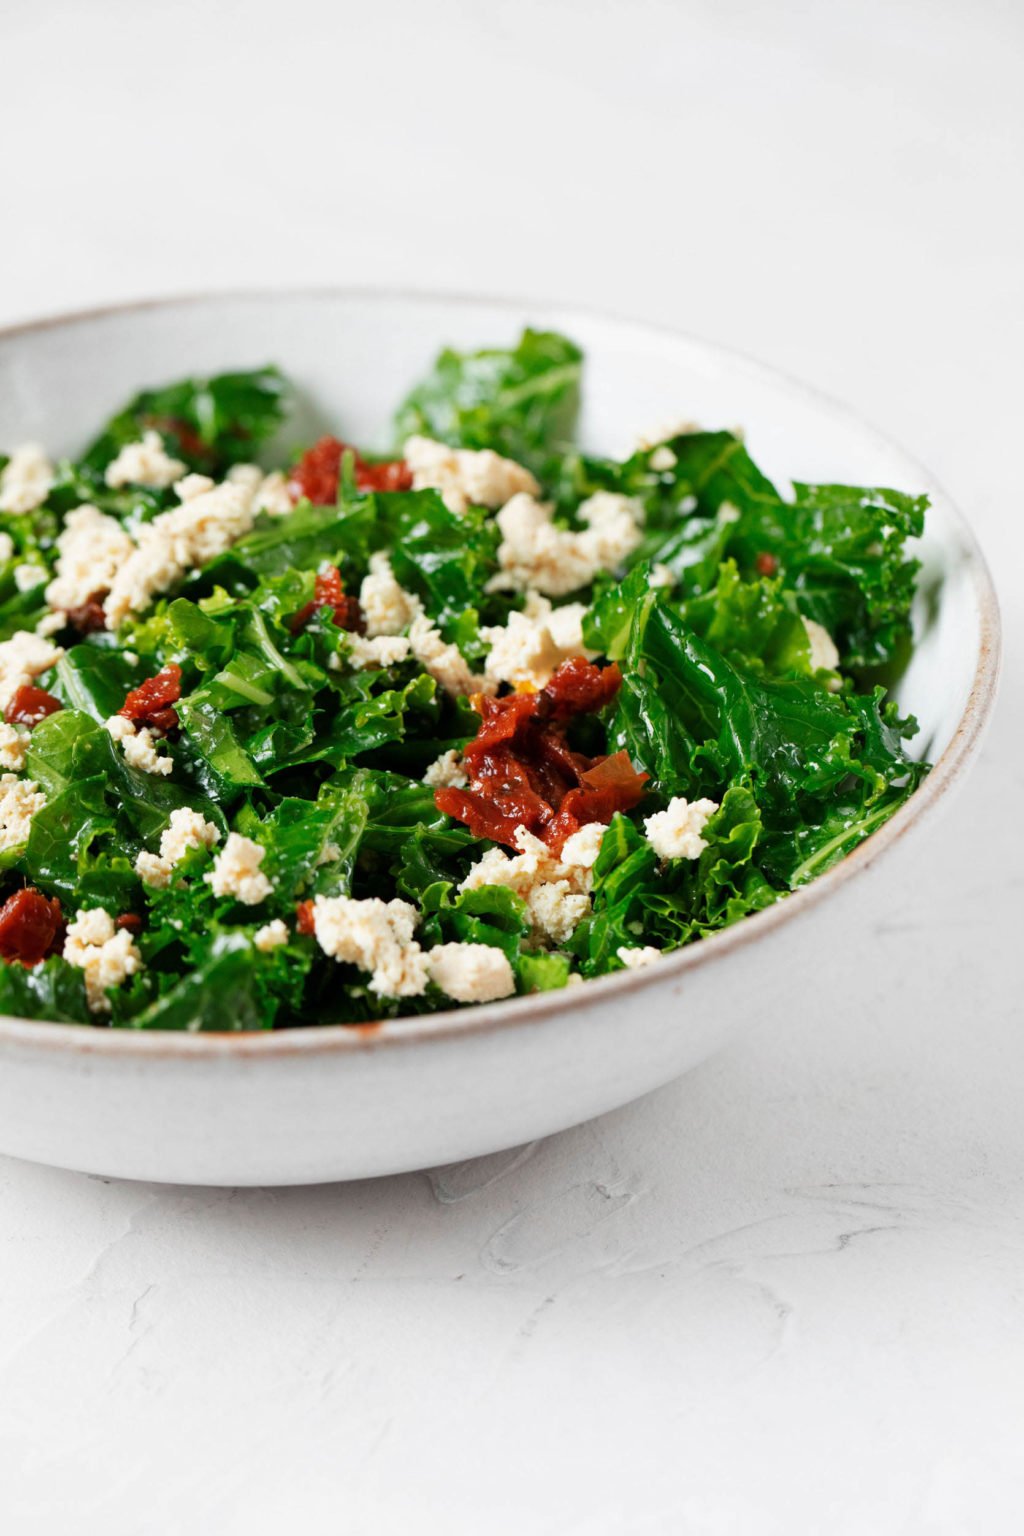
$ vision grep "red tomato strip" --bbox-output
[0,888,64,967]
[120,664,183,731]
[290,564,366,635]
[288,436,412,506]
[5,685,62,727]
[434,659,648,854]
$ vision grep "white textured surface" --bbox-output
[0,0,1021,1531]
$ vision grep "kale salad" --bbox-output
[0,330,928,1029]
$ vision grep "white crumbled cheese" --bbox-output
[45,503,136,613]
[358,552,423,637]
[559,821,606,869]
[0,533,13,564]
[0,444,54,513]
[644,796,719,861]
[341,634,413,671]
[409,613,493,699]
[173,473,216,502]
[310,894,430,998]
[104,431,186,490]
[459,825,601,946]
[481,591,595,690]
[13,564,43,592]
[204,832,273,905]
[0,773,45,851]
[104,715,172,777]
[427,941,516,1003]
[254,470,293,515]
[316,841,342,867]
[35,611,66,637]
[63,908,142,1014]
[650,563,675,589]
[803,617,841,679]
[0,630,64,712]
[0,723,29,771]
[717,502,741,524]
[618,945,663,969]
[253,918,289,953]
[422,748,467,789]
[404,435,539,515]
[488,491,643,597]
[649,445,677,472]
[104,476,259,628]
[135,806,221,887]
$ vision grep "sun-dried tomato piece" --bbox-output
[544,657,624,717]
[0,887,64,967]
[287,435,412,507]
[436,659,647,851]
[290,565,366,635]
[755,552,778,576]
[4,685,63,728]
[120,664,183,726]
[65,591,108,635]
[115,912,143,936]
[295,899,316,936]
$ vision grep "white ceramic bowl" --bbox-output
[0,291,1000,1185]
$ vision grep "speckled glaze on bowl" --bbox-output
[0,291,1000,1185]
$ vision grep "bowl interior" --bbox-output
[0,289,990,787]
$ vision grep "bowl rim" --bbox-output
[0,284,1002,1060]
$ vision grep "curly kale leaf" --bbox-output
[393,329,582,484]
[79,366,288,480]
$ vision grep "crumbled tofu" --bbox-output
[488,491,643,597]
[481,591,595,689]
[0,444,54,513]
[617,945,663,969]
[422,748,467,789]
[173,473,216,502]
[310,894,430,998]
[644,796,719,861]
[13,563,43,592]
[63,907,142,1014]
[559,821,606,869]
[458,825,600,946]
[0,773,45,851]
[358,552,423,637]
[254,470,293,515]
[0,630,64,712]
[341,634,413,671]
[45,503,136,613]
[0,723,29,771]
[104,476,259,629]
[635,418,698,451]
[104,430,186,490]
[135,806,221,887]
[104,715,172,777]
[36,611,66,638]
[404,435,539,515]
[408,613,493,699]
[427,941,516,1003]
[0,533,13,564]
[649,445,677,472]
[253,918,289,952]
[803,617,841,678]
[204,832,273,905]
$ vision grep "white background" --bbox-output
[1,1,1022,1531]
